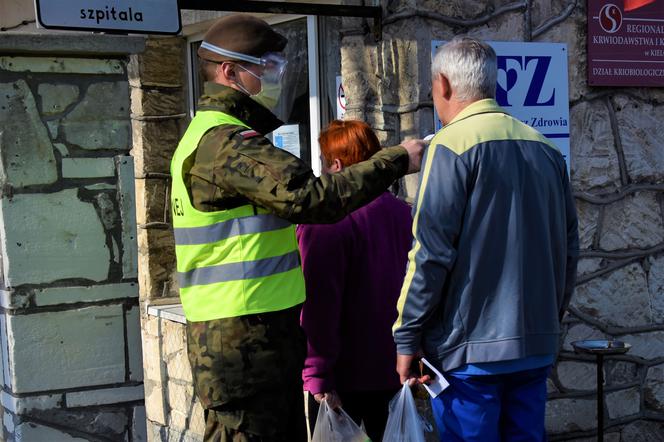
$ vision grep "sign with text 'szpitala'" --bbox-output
[431,41,570,168]
[35,0,181,35]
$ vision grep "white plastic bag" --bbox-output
[382,383,427,442]
[312,399,370,442]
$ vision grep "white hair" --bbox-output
[432,37,497,101]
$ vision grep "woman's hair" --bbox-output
[319,120,381,168]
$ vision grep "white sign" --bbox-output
[35,0,181,35]
[431,41,570,166]
[273,124,301,158]
[336,75,346,120]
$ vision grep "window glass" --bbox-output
[188,17,312,166]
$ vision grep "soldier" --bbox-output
[170,13,425,442]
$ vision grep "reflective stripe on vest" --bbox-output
[170,110,305,322]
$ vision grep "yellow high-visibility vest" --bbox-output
[170,110,305,322]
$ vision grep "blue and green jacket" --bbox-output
[393,99,579,371]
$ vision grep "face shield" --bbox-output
[200,41,297,122]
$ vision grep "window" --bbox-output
[186,15,342,176]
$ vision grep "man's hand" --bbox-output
[400,139,427,174]
[396,353,431,386]
[314,390,342,410]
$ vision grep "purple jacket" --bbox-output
[298,192,413,394]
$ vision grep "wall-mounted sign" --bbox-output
[432,41,570,167]
[336,75,346,120]
[588,0,664,86]
[273,124,302,158]
[35,0,181,35]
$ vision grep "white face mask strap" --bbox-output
[201,41,263,65]
[235,63,262,81]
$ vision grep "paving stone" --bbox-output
[15,421,87,441]
[645,362,664,412]
[599,192,664,251]
[620,419,664,441]
[61,157,116,178]
[619,331,664,360]
[127,305,144,382]
[4,410,15,435]
[565,433,620,442]
[572,263,652,328]
[568,100,620,191]
[128,37,185,88]
[0,57,124,74]
[47,120,60,139]
[1,390,62,414]
[130,86,185,117]
[0,189,110,286]
[189,400,205,437]
[556,361,597,391]
[61,82,131,150]
[133,405,147,442]
[167,381,195,431]
[66,385,144,407]
[144,378,167,426]
[606,360,640,387]
[1,314,10,389]
[34,282,138,306]
[38,83,79,116]
[648,255,664,323]
[0,80,58,187]
[577,258,603,278]
[28,407,129,439]
[6,305,126,393]
[117,155,138,279]
[613,95,664,183]
[576,201,600,250]
[545,397,596,433]
[131,118,182,176]
[606,387,640,419]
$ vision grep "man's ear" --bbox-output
[440,73,453,100]
[219,62,235,82]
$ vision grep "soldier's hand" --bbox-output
[400,138,427,174]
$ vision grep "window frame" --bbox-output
[184,14,322,176]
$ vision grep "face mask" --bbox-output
[235,63,284,114]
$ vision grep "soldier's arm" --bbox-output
[209,126,409,224]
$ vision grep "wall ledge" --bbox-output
[0,33,146,56]
[147,303,186,324]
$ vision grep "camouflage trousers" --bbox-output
[186,305,307,442]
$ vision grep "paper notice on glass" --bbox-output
[420,357,450,398]
[272,124,301,158]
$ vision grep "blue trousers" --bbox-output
[431,366,550,442]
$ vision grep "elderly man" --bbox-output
[393,37,579,441]
[171,13,425,442]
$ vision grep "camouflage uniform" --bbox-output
[183,82,409,441]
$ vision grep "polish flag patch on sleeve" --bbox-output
[239,130,259,139]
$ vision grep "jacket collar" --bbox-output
[197,82,283,135]
[447,98,506,126]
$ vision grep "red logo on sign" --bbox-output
[599,3,623,33]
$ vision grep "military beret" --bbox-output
[198,13,288,63]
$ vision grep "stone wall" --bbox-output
[341,0,664,440]
[0,34,146,441]
[128,36,191,441]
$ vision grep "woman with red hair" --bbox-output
[299,120,413,440]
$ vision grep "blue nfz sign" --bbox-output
[432,41,570,165]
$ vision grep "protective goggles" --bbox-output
[200,41,288,82]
